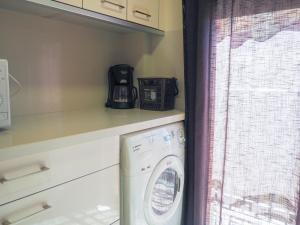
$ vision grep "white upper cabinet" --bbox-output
[127,0,159,28]
[1,0,164,34]
[83,0,127,20]
[55,0,82,8]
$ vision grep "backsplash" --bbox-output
[0,9,123,116]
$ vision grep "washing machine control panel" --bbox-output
[121,122,185,176]
[162,127,185,145]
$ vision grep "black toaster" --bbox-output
[138,78,179,111]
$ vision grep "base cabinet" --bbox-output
[0,166,119,225]
[0,136,119,206]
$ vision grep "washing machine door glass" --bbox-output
[144,156,184,225]
[152,167,178,215]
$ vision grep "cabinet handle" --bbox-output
[133,10,152,18]
[2,203,51,225]
[0,165,49,184]
[101,0,125,9]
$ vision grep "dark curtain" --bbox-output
[183,0,300,225]
[183,0,214,225]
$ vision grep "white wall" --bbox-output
[120,0,185,110]
[0,9,123,116]
[0,0,184,116]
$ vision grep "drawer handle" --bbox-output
[2,203,51,225]
[0,165,49,184]
[133,10,152,18]
[101,0,125,9]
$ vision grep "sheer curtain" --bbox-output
[207,0,300,225]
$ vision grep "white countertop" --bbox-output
[0,107,184,160]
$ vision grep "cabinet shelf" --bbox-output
[0,0,165,36]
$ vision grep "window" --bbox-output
[207,6,300,225]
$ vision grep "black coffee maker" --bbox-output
[105,64,138,109]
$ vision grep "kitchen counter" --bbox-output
[0,107,184,160]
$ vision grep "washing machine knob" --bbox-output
[177,128,185,144]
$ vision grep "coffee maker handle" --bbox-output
[132,87,138,103]
[105,69,113,107]
[173,78,179,96]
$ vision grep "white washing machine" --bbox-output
[120,122,185,225]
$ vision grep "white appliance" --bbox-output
[120,122,185,225]
[0,59,11,128]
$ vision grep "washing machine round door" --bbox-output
[144,156,184,225]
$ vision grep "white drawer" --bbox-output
[127,0,159,28]
[83,0,127,20]
[54,0,82,7]
[0,166,119,225]
[0,136,119,205]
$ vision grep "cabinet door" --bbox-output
[55,0,82,8]
[0,166,119,225]
[0,136,119,205]
[127,0,159,28]
[83,0,127,20]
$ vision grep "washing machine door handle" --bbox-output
[172,175,181,202]
[177,176,181,193]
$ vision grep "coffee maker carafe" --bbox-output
[106,64,138,109]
